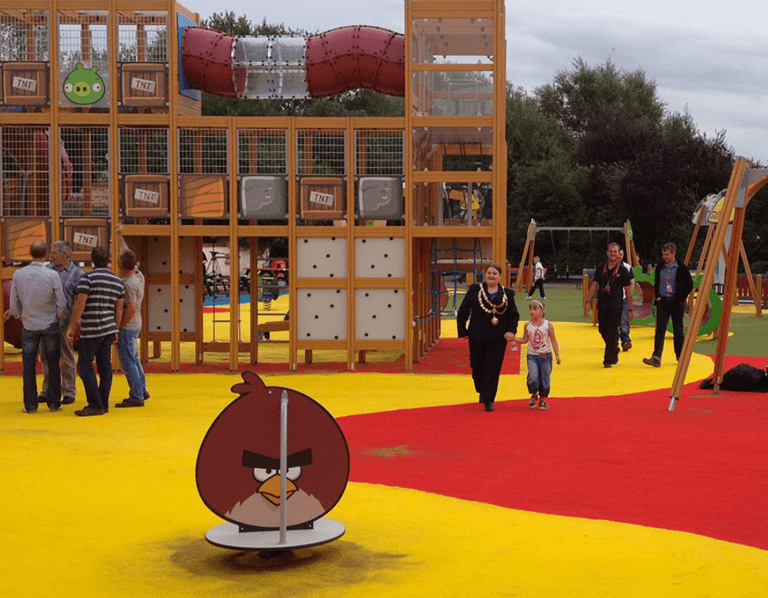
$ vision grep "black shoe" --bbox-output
[143,390,150,401]
[484,402,495,412]
[37,394,48,404]
[604,363,612,368]
[62,396,75,405]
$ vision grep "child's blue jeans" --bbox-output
[527,353,552,398]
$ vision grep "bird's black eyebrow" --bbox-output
[242,448,313,469]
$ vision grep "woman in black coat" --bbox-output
[457,263,520,411]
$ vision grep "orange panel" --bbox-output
[2,218,48,261]
[179,174,227,218]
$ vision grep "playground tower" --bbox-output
[0,0,508,372]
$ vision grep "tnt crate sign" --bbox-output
[131,77,156,94]
[12,76,37,92]
[72,232,98,248]
[134,187,159,204]
[309,191,335,207]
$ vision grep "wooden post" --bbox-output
[737,241,760,317]
[695,225,714,279]
[515,220,536,293]
[712,204,748,393]
[684,206,705,266]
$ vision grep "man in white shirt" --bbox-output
[114,228,149,408]
[526,256,546,300]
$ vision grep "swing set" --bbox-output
[514,219,639,293]
[669,158,768,410]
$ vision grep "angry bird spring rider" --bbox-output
[63,63,105,105]
[196,371,349,551]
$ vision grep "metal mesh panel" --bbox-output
[59,127,111,217]
[0,10,49,62]
[1,126,51,217]
[178,128,229,174]
[296,129,345,176]
[119,128,169,174]
[355,130,404,176]
[237,129,287,175]
[117,12,168,63]
[58,11,110,108]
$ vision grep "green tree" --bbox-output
[535,58,734,263]
[505,85,589,270]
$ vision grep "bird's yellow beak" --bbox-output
[258,475,297,506]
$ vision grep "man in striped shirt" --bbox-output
[66,246,125,417]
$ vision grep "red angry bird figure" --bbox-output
[196,371,350,530]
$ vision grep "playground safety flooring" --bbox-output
[1,297,767,597]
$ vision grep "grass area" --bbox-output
[445,286,768,358]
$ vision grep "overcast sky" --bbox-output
[179,0,767,165]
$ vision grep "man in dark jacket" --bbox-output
[643,242,694,367]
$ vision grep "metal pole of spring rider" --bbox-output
[279,390,288,544]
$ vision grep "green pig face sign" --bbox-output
[63,64,105,105]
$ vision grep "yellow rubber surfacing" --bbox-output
[1,322,766,597]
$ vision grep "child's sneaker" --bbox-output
[528,393,539,408]
[538,400,548,410]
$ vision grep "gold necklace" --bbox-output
[478,284,508,325]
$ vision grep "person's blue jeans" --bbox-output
[527,352,553,398]
[619,299,631,344]
[117,329,146,401]
[77,334,115,412]
[21,324,61,412]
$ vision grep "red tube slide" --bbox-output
[181,28,246,99]
[181,25,405,99]
[305,26,405,97]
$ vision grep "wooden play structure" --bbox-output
[0,0,509,372]
[669,158,768,409]
[684,188,764,318]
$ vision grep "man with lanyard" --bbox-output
[642,242,694,367]
[38,240,83,406]
[584,243,633,368]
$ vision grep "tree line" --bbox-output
[202,13,768,274]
